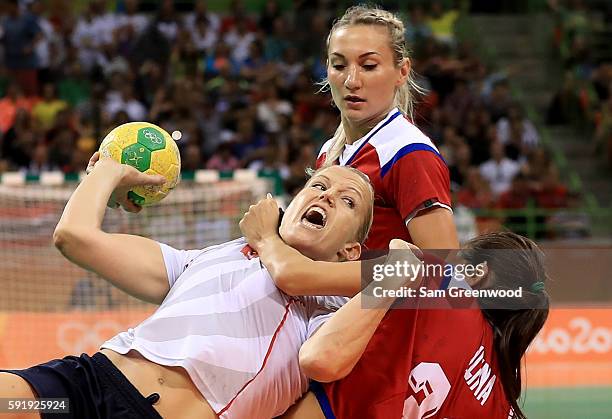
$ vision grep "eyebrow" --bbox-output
[311,175,366,203]
[345,186,365,201]
[330,51,381,59]
[312,174,330,184]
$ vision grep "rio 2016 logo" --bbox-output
[143,129,163,144]
[56,320,126,353]
[529,317,611,355]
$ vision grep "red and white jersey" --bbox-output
[316,305,513,419]
[316,108,452,250]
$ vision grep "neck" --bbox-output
[342,117,366,145]
[341,106,394,144]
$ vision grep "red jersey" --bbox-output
[317,306,513,418]
[315,108,451,250]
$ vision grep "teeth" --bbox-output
[302,219,322,229]
[310,207,326,223]
[301,205,327,229]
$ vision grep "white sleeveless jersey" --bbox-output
[101,238,346,418]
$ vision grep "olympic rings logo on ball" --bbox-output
[143,129,163,144]
[57,320,125,354]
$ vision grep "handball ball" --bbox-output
[99,122,181,206]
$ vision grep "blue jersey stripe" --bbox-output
[310,381,336,419]
[380,143,445,178]
[344,110,402,166]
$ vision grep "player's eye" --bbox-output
[332,64,345,71]
[343,197,355,208]
[363,64,377,71]
[312,182,326,191]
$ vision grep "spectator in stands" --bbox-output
[1,109,38,170]
[57,60,91,108]
[0,0,41,95]
[405,5,432,45]
[0,82,36,134]
[189,15,219,55]
[224,14,256,63]
[427,0,459,45]
[115,0,149,43]
[75,82,105,141]
[181,143,203,172]
[248,143,290,179]
[169,29,201,81]
[46,109,79,172]
[264,16,291,62]
[497,172,532,235]
[496,104,539,155]
[479,140,521,197]
[443,78,476,128]
[239,40,269,81]
[522,148,556,189]
[448,140,472,189]
[71,1,108,74]
[154,0,180,42]
[28,141,51,174]
[534,168,568,209]
[206,143,240,171]
[185,0,220,34]
[32,82,68,131]
[104,83,146,122]
[457,167,495,210]
[259,0,282,35]
[485,79,513,122]
[257,84,292,134]
[204,42,238,77]
[28,0,62,85]
[130,17,171,69]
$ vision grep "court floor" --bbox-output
[524,387,612,418]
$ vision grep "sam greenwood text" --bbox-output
[372,287,524,299]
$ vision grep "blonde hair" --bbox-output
[306,165,374,244]
[320,5,424,167]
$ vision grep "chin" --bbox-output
[343,108,378,125]
[286,232,336,261]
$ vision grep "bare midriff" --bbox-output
[100,349,218,419]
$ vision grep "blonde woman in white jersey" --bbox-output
[0,155,376,419]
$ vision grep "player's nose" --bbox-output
[317,189,335,208]
[344,65,362,90]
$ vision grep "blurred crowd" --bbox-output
[547,0,612,166]
[0,0,577,237]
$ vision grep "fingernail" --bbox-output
[267,193,272,199]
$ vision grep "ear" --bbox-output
[396,58,410,87]
[338,241,362,262]
[467,261,490,289]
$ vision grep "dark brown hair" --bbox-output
[461,231,550,419]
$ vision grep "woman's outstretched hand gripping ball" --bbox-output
[98,122,181,206]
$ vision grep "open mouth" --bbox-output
[300,205,327,230]
[345,95,365,103]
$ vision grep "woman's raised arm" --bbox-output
[53,156,170,304]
